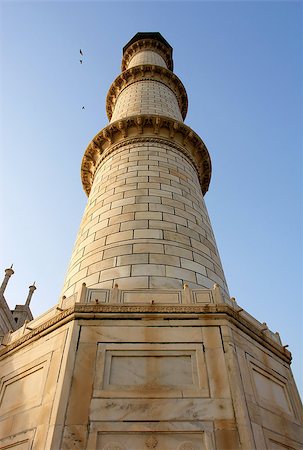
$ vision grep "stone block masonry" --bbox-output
[1,32,302,450]
[62,141,228,298]
[62,37,228,300]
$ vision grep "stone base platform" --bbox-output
[0,286,302,449]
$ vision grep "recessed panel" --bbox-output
[0,361,46,417]
[0,441,30,450]
[192,291,213,304]
[87,289,109,303]
[109,353,193,387]
[94,343,209,398]
[97,432,204,450]
[252,367,293,415]
[264,430,297,450]
[0,429,34,450]
[268,441,295,450]
[122,290,181,304]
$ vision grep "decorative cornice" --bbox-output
[81,114,211,197]
[121,39,173,72]
[106,65,188,121]
[0,307,73,356]
[0,303,291,363]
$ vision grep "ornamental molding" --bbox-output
[0,307,74,357]
[121,39,173,72]
[0,303,291,363]
[81,114,211,197]
[106,64,188,120]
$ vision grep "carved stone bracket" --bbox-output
[121,38,173,72]
[106,64,188,120]
[81,114,212,197]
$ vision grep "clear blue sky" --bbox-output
[1,1,302,397]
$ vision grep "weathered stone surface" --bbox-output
[1,32,302,450]
[0,301,302,449]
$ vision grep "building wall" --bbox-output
[0,320,77,449]
[0,293,301,450]
[62,317,237,450]
[229,324,303,449]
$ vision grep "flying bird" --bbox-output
[82,106,85,110]
[80,49,83,56]
[80,59,83,64]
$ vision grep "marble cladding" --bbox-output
[127,50,168,69]
[1,35,302,450]
[1,296,302,449]
[0,285,283,348]
[110,80,183,122]
[0,323,74,449]
[62,141,228,299]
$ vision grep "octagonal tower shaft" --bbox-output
[62,34,229,299]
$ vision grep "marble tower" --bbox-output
[0,33,302,450]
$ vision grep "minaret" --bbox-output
[0,33,301,450]
[0,266,14,296]
[0,267,35,334]
[62,32,229,301]
[25,282,36,307]
[10,282,35,327]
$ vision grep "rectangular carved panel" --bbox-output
[121,290,181,304]
[246,354,294,417]
[0,429,34,450]
[109,353,193,387]
[87,289,109,303]
[94,343,209,398]
[192,291,213,304]
[0,358,48,417]
[97,432,204,450]
[0,441,30,450]
[251,365,293,415]
[268,441,295,450]
[264,429,297,450]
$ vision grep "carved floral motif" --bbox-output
[145,435,158,448]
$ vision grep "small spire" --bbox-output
[0,265,15,295]
[25,282,37,307]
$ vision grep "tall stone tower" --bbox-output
[0,33,302,450]
[62,32,228,300]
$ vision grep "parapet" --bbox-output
[1,283,287,364]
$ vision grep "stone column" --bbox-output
[62,33,229,300]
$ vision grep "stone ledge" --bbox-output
[81,115,211,196]
[0,301,291,364]
[106,64,188,120]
